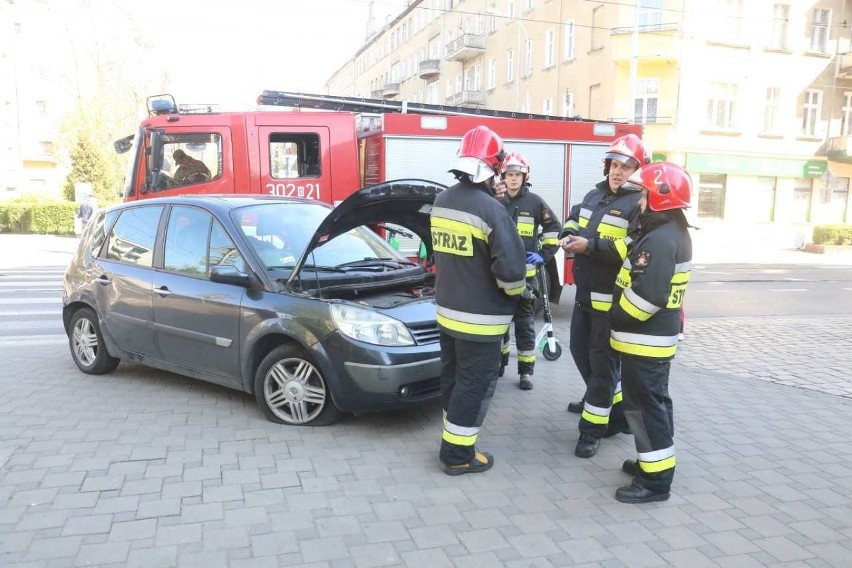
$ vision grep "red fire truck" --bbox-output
[115,91,642,284]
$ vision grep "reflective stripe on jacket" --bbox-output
[431,181,527,342]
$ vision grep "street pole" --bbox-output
[628,0,640,123]
[516,14,521,111]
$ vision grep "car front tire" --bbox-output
[254,344,341,426]
[68,307,120,375]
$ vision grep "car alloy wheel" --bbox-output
[264,357,327,424]
[68,307,120,375]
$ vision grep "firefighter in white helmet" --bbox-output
[498,151,562,390]
[430,125,527,475]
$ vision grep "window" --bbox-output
[523,39,533,76]
[164,206,213,276]
[156,133,222,191]
[705,82,738,129]
[39,140,54,155]
[713,0,744,42]
[544,29,555,67]
[543,98,553,115]
[473,62,482,90]
[89,210,119,257]
[591,6,602,50]
[809,8,830,53]
[792,178,812,223]
[35,100,47,115]
[209,221,245,274]
[563,90,575,117]
[270,133,321,179]
[488,58,497,89]
[638,0,663,31]
[770,4,789,50]
[801,90,821,137]
[507,48,514,82]
[507,0,515,19]
[633,78,659,124]
[488,4,497,33]
[564,21,575,60]
[524,0,534,12]
[588,83,601,118]
[763,87,780,134]
[842,92,852,136]
[755,176,777,222]
[105,206,163,267]
[697,174,726,218]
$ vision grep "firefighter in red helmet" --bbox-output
[609,162,694,503]
[559,133,649,459]
[498,151,562,390]
[431,125,527,475]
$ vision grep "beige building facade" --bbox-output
[327,0,852,242]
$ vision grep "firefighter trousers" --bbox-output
[569,304,627,438]
[621,354,675,493]
[439,332,502,465]
[500,297,537,375]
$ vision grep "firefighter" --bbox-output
[498,151,561,390]
[609,162,694,503]
[559,134,649,458]
[431,125,527,475]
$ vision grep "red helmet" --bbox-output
[449,125,506,183]
[625,162,693,211]
[603,134,649,176]
[500,151,530,182]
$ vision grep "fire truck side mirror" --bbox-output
[148,131,163,173]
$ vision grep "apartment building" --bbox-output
[326,0,852,235]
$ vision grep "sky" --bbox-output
[125,0,408,109]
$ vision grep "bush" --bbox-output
[812,224,852,245]
[0,201,78,235]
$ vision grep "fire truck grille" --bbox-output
[409,322,440,345]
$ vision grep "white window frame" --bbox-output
[633,78,659,124]
[842,92,852,136]
[523,39,533,77]
[543,97,553,115]
[638,0,663,31]
[763,87,781,134]
[488,58,497,89]
[801,89,821,136]
[544,29,555,67]
[507,48,515,82]
[809,8,830,53]
[563,91,575,117]
[706,81,738,130]
[474,62,482,91]
[591,6,602,50]
[507,0,515,19]
[564,21,575,60]
[488,3,498,33]
[770,4,789,50]
[714,0,744,43]
[524,0,534,12]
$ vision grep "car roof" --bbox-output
[108,195,332,215]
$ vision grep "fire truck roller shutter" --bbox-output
[567,143,611,211]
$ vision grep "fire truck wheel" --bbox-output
[254,344,341,426]
[542,342,562,361]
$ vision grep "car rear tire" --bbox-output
[254,344,341,426]
[69,307,120,375]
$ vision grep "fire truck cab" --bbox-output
[116,92,642,285]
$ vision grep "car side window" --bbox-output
[163,206,212,277]
[89,210,119,257]
[152,133,222,191]
[209,220,246,274]
[104,206,163,267]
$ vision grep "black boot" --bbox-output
[621,459,639,475]
[519,374,533,390]
[574,433,600,458]
[615,479,670,503]
[440,451,494,476]
[566,398,584,413]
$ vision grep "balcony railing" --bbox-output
[418,59,441,81]
[837,53,852,80]
[445,34,486,62]
[382,82,401,98]
[827,135,852,164]
[446,90,486,107]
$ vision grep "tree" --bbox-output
[62,134,117,203]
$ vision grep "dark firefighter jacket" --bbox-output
[560,180,642,312]
[609,212,692,360]
[501,185,562,279]
[431,181,527,342]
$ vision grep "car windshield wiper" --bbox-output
[301,264,349,273]
[336,257,418,268]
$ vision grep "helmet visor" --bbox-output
[604,153,640,169]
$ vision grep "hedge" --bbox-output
[812,224,852,246]
[0,201,79,235]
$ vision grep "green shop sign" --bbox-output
[685,154,827,178]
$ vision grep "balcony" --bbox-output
[446,90,486,107]
[837,53,852,80]
[610,26,681,63]
[827,135,852,164]
[371,89,385,98]
[418,59,441,81]
[445,34,486,62]
[382,82,401,98]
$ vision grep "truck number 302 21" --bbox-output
[266,183,321,199]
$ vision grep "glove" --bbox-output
[526,252,544,265]
[521,285,540,301]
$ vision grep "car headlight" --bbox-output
[330,304,415,346]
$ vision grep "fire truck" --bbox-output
[115,91,642,284]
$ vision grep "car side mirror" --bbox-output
[210,265,252,286]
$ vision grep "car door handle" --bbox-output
[95,275,111,285]
[155,285,173,296]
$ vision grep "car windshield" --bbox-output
[233,202,411,270]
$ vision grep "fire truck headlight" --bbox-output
[330,304,415,347]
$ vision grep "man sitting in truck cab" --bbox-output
[172,149,211,185]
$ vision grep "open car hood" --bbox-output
[286,179,446,285]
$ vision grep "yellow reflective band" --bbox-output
[640,455,676,473]
[610,338,677,358]
[541,238,558,246]
[612,391,623,404]
[431,216,486,241]
[525,267,537,278]
[437,313,510,336]
[442,428,477,446]
[578,217,589,228]
[518,354,536,363]
[615,266,632,289]
[501,345,510,354]
[517,222,534,237]
[614,238,628,260]
[671,272,691,285]
[591,300,612,312]
[562,220,580,232]
[430,225,474,257]
[619,293,653,322]
[597,223,628,239]
[581,410,610,425]
[667,284,687,308]
[504,284,526,296]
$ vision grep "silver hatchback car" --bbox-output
[63,180,444,426]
